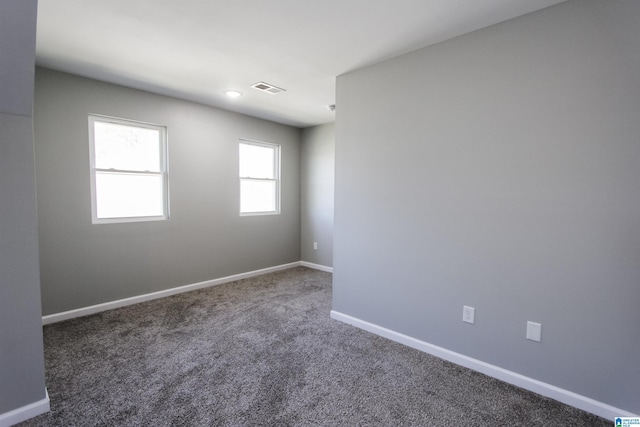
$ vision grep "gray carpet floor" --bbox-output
[20,267,608,426]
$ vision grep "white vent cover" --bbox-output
[251,81,286,94]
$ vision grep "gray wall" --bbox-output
[301,123,335,267]
[34,68,301,316]
[334,0,640,414]
[0,0,47,416]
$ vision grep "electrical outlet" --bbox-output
[313,242,318,250]
[526,321,542,342]
[463,306,475,324]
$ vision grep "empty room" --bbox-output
[1,0,638,425]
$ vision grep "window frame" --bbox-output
[239,138,281,216]
[88,114,170,224]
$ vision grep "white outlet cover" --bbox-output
[526,321,542,342]
[463,306,475,324]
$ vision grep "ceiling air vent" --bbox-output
[251,81,286,94]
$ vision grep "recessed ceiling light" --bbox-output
[224,90,242,98]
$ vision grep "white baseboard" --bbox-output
[330,310,637,420]
[0,388,49,427]
[42,262,301,325]
[300,261,333,273]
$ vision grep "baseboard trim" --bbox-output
[300,261,333,273]
[42,262,301,325]
[330,310,636,420]
[0,388,49,427]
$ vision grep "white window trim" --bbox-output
[239,138,281,216]
[88,114,170,224]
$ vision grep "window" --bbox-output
[89,115,169,223]
[239,139,280,215]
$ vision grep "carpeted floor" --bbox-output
[20,267,609,426]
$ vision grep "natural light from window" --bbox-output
[239,140,280,215]
[89,115,168,223]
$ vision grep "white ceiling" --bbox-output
[36,0,566,128]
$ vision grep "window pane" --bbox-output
[239,143,274,179]
[94,121,161,172]
[240,179,276,213]
[96,172,164,218]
